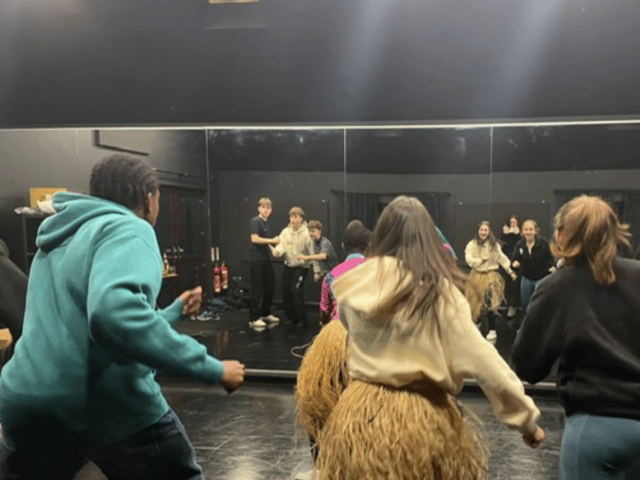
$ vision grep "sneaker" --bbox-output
[196,310,214,321]
[507,306,516,318]
[486,329,497,341]
[249,319,267,328]
[261,314,280,324]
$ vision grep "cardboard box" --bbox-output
[29,188,67,209]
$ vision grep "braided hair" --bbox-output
[90,154,159,212]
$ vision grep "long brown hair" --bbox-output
[552,195,631,285]
[368,196,467,318]
[474,220,498,249]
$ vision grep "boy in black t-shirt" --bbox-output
[248,197,280,328]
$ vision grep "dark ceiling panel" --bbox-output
[1,0,640,127]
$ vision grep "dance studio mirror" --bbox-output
[489,120,640,372]
[2,121,639,379]
[205,126,492,371]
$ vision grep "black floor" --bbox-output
[168,304,553,382]
[76,380,566,479]
[73,304,566,479]
[168,382,566,480]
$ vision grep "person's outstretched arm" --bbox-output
[87,219,241,390]
[441,288,544,447]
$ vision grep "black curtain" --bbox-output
[332,191,450,250]
[555,189,640,256]
[346,192,382,231]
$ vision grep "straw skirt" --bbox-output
[465,270,505,321]
[316,380,489,480]
[295,320,350,442]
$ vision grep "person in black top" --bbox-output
[501,214,522,318]
[0,239,27,363]
[512,195,640,479]
[510,219,555,314]
[248,197,281,328]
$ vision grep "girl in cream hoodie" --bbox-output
[316,196,543,480]
[465,220,517,341]
[270,206,316,327]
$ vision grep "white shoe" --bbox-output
[507,306,516,318]
[261,314,280,324]
[249,319,267,328]
[486,329,497,341]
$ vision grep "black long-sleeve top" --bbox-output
[0,240,27,343]
[511,237,555,281]
[500,232,521,259]
[512,257,640,421]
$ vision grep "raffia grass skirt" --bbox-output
[465,270,505,320]
[295,320,350,441]
[316,380,489,480]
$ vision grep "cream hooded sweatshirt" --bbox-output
[272,221,315,268]
[332,256,540,436]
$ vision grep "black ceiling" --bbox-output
[2,0,640,127]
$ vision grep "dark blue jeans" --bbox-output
[520,276,541,314]
[0,409,204,480]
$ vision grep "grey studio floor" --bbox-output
[71,306,568,480]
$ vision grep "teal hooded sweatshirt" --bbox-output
[0,192,224,449]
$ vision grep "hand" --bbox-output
[297,254,306,261]
[503,225,510,234]
[549,266,557,273]
[179,286,202,315]
[314,273,322,282]
[512,260,520,269]
[510,272,518,281]
[220,360,245,394]
[523,426,545,448]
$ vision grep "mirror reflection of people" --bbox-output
[248,197,281,329]
[0,239,27,364]
[465,221,517,341]
[317,197,543,480]
[512,195,640,479]
[270,206,315,329]
[298,219,339,283]
[510,219,556,315]
[501,214,522,318]
[319,220,371,325]
[0,154,245,479]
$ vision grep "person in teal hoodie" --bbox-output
[0,154,245,479]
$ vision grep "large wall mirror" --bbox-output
[489,121,640,375]
[1,121,640,382]
[344,127,492,259]
[206,128,346,371]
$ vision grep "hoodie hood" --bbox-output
[286,221,308,236]
[332,256,411,318]
[37,192,141,252]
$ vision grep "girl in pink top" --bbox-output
[319,221,371,324]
